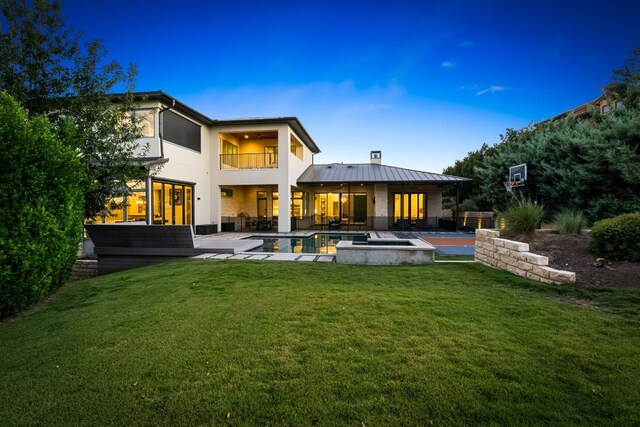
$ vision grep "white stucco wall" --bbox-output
[210,123,314,232]
[132,107,212,225]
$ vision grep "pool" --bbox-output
[249,233,368,254]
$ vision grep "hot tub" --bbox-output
[335,238,436,265]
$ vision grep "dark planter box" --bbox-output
[195,224,218,235]
[221,222,235,232]
[438,219,457,231]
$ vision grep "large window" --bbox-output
[221,139,238,168]
[134,109,155,137]
[272,192,279,218]
[314,192,367,224]
[291,191,306,219]
[93,181,147,223]
[393,193,426,226]
[265,146,278,166]
[163,110,201,152]
[152,180,194,225]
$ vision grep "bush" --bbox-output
[589,213,640,261]
[498,199,544,237]
[554,210,587,234]
[0,92,85,318]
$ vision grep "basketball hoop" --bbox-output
[503,180,520,192]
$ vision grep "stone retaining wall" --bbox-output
[475,229,576,284]
[69,259,98,281]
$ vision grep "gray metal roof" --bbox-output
[297,163,470,185]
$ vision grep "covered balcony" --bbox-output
[219,131,279,170]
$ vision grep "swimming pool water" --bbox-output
[249,233,368,254]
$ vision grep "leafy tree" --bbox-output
[0,0,148,219]
[0,92,84,317]
[442,143,497,209]
[448,50,640,222]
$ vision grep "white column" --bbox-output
[277,126,292,232]
[374,184,388,230]
[277,182,291,232]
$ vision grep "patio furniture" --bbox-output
[257,218,272,230]
[328,217,342,229]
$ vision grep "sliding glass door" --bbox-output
[393,193,426,227]
[152,180,194,225]
[314,192,367,224]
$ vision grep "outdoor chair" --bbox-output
[328,217,342,229]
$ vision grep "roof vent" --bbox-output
[370,150,381,165]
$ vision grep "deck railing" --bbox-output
[220,153,278,170]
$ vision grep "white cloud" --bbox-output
[169,80,527,173]
[459,40,475,48]
[441,61,456,69]
[476,85,509,96]
[180,80,406,120]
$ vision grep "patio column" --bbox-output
[277,182,292,232]
[374,184,388,230]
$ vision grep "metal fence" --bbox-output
[218,215,495,233]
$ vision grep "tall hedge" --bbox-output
[0,92,85,318]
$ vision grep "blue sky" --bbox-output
[64,0,639,172]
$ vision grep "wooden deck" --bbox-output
[85,224,261,275]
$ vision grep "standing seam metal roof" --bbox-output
[297,163,469,184]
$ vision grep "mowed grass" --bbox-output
[1,261,639,426]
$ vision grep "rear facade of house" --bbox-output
[98,91,469,233]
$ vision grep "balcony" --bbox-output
[220,153,278,170]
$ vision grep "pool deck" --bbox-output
[192,231,475,262]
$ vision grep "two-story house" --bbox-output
[99,91,468,233]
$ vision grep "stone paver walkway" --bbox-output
[193,252,336,262]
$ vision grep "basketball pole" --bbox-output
[455,182,460,232]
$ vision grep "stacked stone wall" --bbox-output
[69,259,98,281]
[475,229,576,285]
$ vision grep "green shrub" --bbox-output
[498,199,544,237]
[0,92,85,318]
[589,213,640,261]
[554,210,587,234]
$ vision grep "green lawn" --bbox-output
[1,260,639,425]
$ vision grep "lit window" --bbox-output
[221,140,238,168]
[291,192,306,219]
[134,110,155,137]
[272,192,279,218]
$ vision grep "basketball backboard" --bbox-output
[509,164,527,186]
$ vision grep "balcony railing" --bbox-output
[220,153,278,170]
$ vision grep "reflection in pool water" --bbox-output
[249,233,368,254]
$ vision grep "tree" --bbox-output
[0,92,85,317]
[0,0,148,219]
[443,143,497,210]
[475,79,640,220]
[446,50,640,222]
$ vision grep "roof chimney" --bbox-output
[370,150,381,165]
